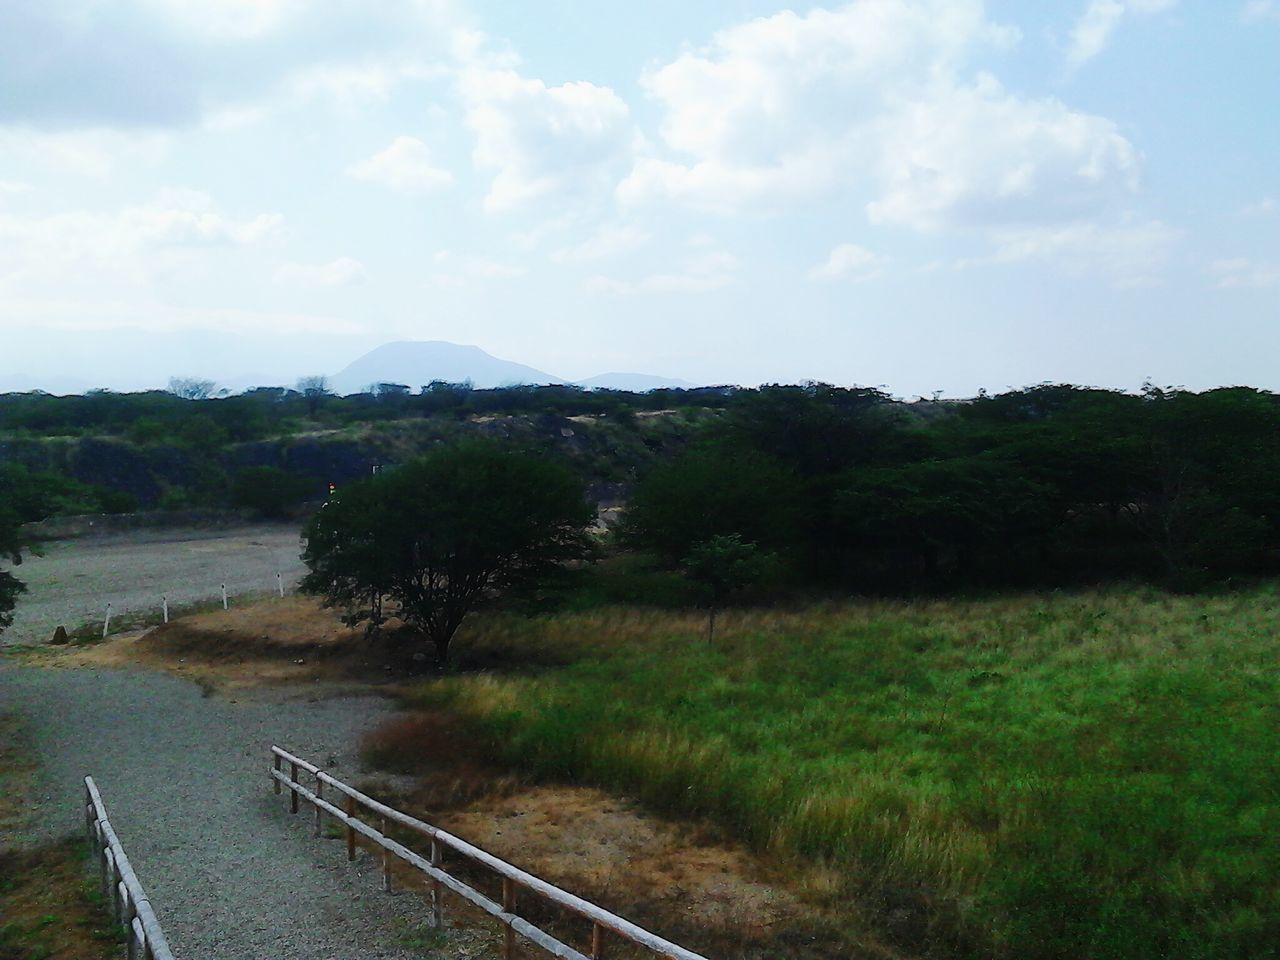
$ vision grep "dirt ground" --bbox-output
[1,525,308,647]
[26,598,891,960]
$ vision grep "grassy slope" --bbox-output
[408,588,1280,959]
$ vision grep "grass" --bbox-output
[0,717,121,960]
[398,586,1280,959]
[65,591,280,644]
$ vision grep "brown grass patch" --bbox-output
[358,710,898,960]
[50,597,437,695]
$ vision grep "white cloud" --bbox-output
[867,74,1138,231]
[138,0,306,39]
[430,250,527,283]
[586,251,739,295]
[0,128,170,179]
[0,2,461,129]
[460,66,640,212]
[0,180,29,196]
[969,217,1180,286]
[347,136,452,193]
[1241,1,1280,22]
[0,190,281,287]
[1211,258,1280,288]
[551,225,651,263]
[808,244,888,281]
[619,0,1139,233]
[1066,0,1177,70]
[274,256,367,287]
[0,298,361,336]
[1241,197,1276,217]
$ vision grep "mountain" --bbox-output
[574,372,697,391]
[330,341,564,394]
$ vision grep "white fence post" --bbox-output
[162,596,169,624]
[102,602,112,638]
[221,583,228,610]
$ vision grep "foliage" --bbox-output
[0,464,135,520]
[301,441,596,665]
[410,587,1280,960]
[622,444,803,561]
[0,505,25,637]
[295,375,332,416]
[684,535,780,604]
[166,377,219,400]
[230,466,316,519]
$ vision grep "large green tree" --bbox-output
[301,442,595,667]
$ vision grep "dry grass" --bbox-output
[44,596,433,695]
[360,710,893,960]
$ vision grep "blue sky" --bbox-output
[0,0,1276,395]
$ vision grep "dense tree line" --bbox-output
[624,383,1280,590]
[0,381,732,441]
[5,379,1279,590]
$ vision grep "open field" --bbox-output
[1,525,307,647]
[400,588,1280,959]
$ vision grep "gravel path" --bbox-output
[0,663,453,959]
[3,526,308,647]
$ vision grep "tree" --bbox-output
[0,504,26,637]
[231,466,315,520]
[296,376,333,416]
[622,444,803,563]
[301,442,595,667]
[167,377,218,400]
[684,535,780,643]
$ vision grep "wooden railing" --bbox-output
[83,777,177,960]
[271,745,710,960]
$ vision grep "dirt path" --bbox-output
[0,662,469,960]
[3,526,308,647]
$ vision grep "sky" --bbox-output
[0,0,1277,397]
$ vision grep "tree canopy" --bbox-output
[300,442,595,666]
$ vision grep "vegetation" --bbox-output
[0,717,122,960]
[301,442,596,666]
[0,507,24,639]
[625,382,1280,591]
[408,588,1280,960]
[230,465,316,520]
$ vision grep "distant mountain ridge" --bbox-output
[329,341,694,394]
[0,340,697,395]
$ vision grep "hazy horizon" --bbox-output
[2,1,1276,397]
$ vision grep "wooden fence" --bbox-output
[271,745,710,960]
[83,776,177,960]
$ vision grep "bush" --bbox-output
[230,466,315,519]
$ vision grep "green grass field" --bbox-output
[405,587,1280,959]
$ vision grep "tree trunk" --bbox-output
[707,607,716,645]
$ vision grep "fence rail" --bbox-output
[271,745,710,960]
[83,776,176,960]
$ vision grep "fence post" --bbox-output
[345,794,356,861]
[381,817,392,892]
[290,762,299,814]
[162,596,168,624]
[221,583,228,610]
[277,572,284,598]
[314,777,324,838]
[503,877,517,959]
[102,602,112,639]
[430,839,443,928]
[592,923,606,960]
[273,753,281,794]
